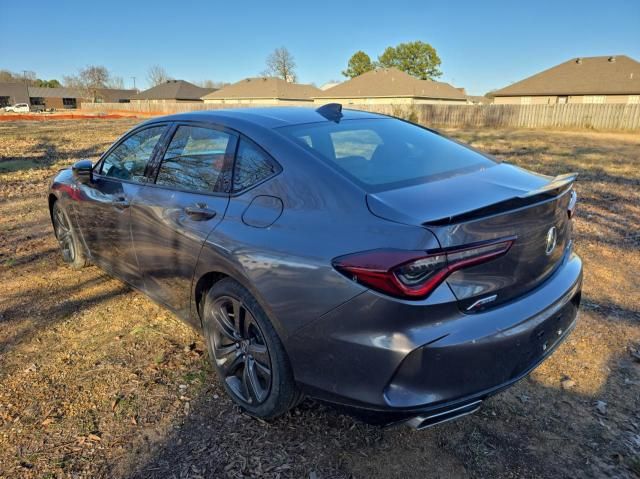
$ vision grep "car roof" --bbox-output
[142,106,387,129]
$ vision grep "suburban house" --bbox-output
[319,81,341,91]
[93,88,138,103]
[492,55,640,105]
[466,95,492,105]
[0,83,30,107]
[313,68,468,105]
[133,80,215,103]
[0,83,138,109]
[202,77,321,105]
[27,87,87,109]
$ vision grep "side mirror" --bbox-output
[72,159,93,184]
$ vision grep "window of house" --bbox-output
[584,96,606,104]
[520,97,532,105]
[62,98,77,108]
[156,126,233,193]
[628,95,640,104]
[101,126,166,182]
[232,139,279,192]
[0,96,9,107]
[29,97,45,106]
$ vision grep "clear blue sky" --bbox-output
[1,0,639,95]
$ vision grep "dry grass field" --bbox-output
[0,119,639,478]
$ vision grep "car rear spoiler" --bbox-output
[519,172,578,198]
[423,173,578,227]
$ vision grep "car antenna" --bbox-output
[316,103,343,122]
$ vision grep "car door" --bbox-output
[74,124,169,288]
[130,123,237,318]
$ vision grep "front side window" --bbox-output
[233,139,279,192]
[156,125,233,193]
[280,118,495,190]
[101,126,166,182]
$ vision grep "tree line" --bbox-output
[342,41,442,80]
[1,40,443,99]
[0,70,62,88]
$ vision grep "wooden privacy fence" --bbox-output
[355,103,640,130]
[82,102,640,130]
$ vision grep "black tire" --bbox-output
[52,200,87,270]
[202,278,301,419]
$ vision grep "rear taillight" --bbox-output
[332,238,515,300]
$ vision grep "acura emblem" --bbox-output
[545,227,557,255]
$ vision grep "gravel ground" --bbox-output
[0,119,638,478]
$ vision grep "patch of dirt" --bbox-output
[0,121,639,478]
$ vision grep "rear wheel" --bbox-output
[202,278,301,419]
[52,201,87,270]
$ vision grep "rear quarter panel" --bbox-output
[191,132,442,339]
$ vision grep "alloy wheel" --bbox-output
[208,296,272,405]
[53,203,75,263]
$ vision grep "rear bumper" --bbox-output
[287,250,582,417]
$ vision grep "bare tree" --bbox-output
[107,76,125,89]
[0,70,19,83]
[64,65,112,102]
[22,70,37,84]
[262,47,297,82]
[147,65,170,87]
[196,79,230,89]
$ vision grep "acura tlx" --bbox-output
[49,104,582,428]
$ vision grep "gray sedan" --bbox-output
[48,105,582,428]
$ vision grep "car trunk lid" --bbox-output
[366,163,576,309]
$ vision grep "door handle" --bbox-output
[184,203,217,221]
[111,196,130,209]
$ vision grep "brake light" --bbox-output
[332,238,515,300]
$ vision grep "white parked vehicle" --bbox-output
[4,103,30,113]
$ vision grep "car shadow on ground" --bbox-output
[121,313,640,479]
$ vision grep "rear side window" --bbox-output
[232,139,278,192]
[100,126,166,182]
[156,126,233,193]
[280,119,495,190]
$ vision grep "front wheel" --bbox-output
[202,278,301,419]
[52,200,87,270]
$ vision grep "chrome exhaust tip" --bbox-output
[406,400,482,430]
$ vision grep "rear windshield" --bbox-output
[279,118,495,190]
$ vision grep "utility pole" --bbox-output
[131,76,137,90]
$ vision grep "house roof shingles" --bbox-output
[27,86,88,98]
[314,68,467,100]
[136,80,215,100]
[202,77,321,101]
[492,55,640,97]
[94,88,139,101]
